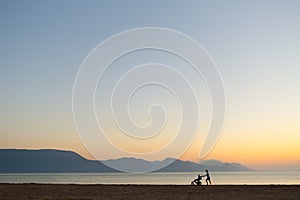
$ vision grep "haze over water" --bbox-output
[1,171,300,185]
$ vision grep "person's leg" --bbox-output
[206,178,211,185]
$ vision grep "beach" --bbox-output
[0,184,299,200]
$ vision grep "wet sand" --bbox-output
[0,184,299,200]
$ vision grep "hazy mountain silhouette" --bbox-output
[0,149,252,173]
[101,157,251,172]
[0,149,117,173]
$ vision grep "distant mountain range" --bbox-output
[0,149,252,173]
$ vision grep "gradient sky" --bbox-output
[1,0,300,170]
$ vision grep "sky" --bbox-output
[0,0,300,170]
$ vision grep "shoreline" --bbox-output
[1,184,299,200]
[1,183,300,185]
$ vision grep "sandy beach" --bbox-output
[0,184,299,200]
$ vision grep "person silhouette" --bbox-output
[204,169,211,185]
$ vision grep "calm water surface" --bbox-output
[0,171,299,185]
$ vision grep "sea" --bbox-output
[0,171,300,185]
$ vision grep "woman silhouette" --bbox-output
[204,169,211,185]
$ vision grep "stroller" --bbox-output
[191,174,203,185]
